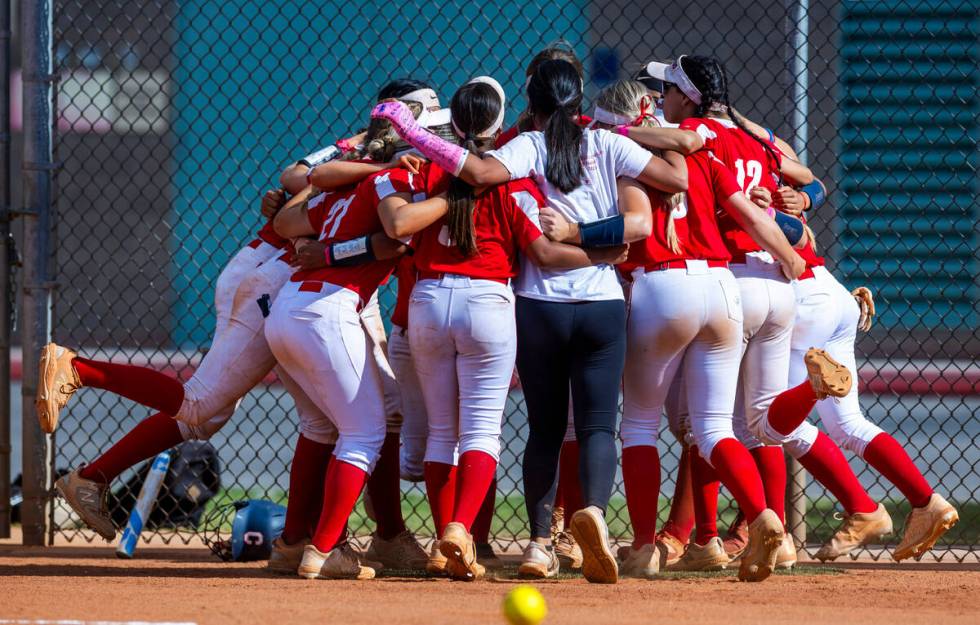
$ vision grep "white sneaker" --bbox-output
[670,537,730,572]
[518,541,559,579]
[55,468,114,540]
[619,543,663,579]
[297,543,376,580]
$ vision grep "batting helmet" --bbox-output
[201,499,286,562]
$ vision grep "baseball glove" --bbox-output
[851,286,875,332]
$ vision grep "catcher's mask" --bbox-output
[201,499,286,562]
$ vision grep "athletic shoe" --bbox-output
[775,533,797,570]
[554,530,583,569]
[893,493,959,561]
[518,541,559,579]
[670,537,729,572]
[55,468,114,540]
[364,530,428,570]
[475,542,499,562]
[804,347,852,400]
[36,343,82,433]
[619,543,663,579]
[723,512,749,561]
[738,509,784,582]
[439,522,484,581]
[426,540,448,576]
[656,532,686,568]
[267,537,308,574]
[550,506,565,543]
[814,503,893,562]
[297,543,376,580]
[570,506,618,584]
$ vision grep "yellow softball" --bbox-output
[503,585,548,625]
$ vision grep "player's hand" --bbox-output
[781,252,807,281]
[774,186,806,216]
[851,286,876,331]
[261,188,287,219]
[388,152,423,174]
[748,186,772,210]
[588,243,629,266]
[290,239,328,270]
[539,206,574,242]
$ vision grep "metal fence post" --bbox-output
[785,0,810,548]
[0,0,11,540]
[20,0,56,546]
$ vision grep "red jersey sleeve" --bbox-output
[372,167,422,201]
[504,179,545,251]
[680,118,720,151]
[305,190,334,232]
[708,153,743,201]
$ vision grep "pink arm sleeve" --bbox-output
[371,101,469,176]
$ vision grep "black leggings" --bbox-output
[516,296,627,539]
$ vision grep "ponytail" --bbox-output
[446,135,492,257]
[527,59,584,194]
[543,109,584,194]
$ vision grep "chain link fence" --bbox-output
[13,0,975,560]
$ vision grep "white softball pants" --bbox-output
[389,324,428,479]
[265,281,387,472]
[408,275,516,466]
[729,254,797,449]
[765,266,883,456]
[620,263,743,460]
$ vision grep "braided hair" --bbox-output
[526,59,584,194]
[679,56,783,185]
[446,82,503,257]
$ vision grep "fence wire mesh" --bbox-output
[41,0,977,561]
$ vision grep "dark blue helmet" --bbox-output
[202,499,286,562]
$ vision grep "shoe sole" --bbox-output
[297,565,375,580]
[669,558,729,572]
[36,344,65,434]
[814,526,893,562]
[439,536,479,582]
[54,475,115,541]
[805,348,852,399]
[775,559,797,570]
[518,562,556,579]
[570,510,618,584]
[738,520,783,582]
[893,509,959,561]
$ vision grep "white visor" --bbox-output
[417,107,452,129]
[589,105,633,127]
[399,88,441,110]
[452,75,507,139]
[645,56,702,105]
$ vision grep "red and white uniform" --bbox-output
[680,117,797,451]
[264,169,418,472]
[621,149,745,459]
[764,241,884,457]
[409,171,544,466]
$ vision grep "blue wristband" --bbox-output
[799,178,826,211]
[578,214,625,248]
[773,211,805,246]
[764,127,775,143]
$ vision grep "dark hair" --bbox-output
[377,78,430,101]
[679,56,782,183]
[446,82,502,257]
[526,59,584,194]
[518,41,584,132]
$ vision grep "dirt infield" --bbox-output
[3,544,980,625]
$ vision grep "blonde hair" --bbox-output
[596,80,683,254]
[343,99,424,163]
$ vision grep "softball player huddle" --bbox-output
[37,42,957,584]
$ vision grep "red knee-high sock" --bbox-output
[751,446,787,525]
[799,432,877,515]
[73,357,184,416]
[690,445,720,545]
[78,412,183,484]
[472,475,497,544]
[282,435,334,545]
[310,459,368,552]
[622,445,661,548]
[768,381,818,436]
[451,451,497,530]
[709,438,767,522]
[558,440,582,529]
[366,433,407,540]
[863,433,933,508]
[424,462,457,537]
[661,445,694,544]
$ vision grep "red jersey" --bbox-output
[391,255,415,328]
[413,178,544,280]
[291,168,423,302]
[626,150,742,269]
[255,219,289,248]
[680,117,782,262]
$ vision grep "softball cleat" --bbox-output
[655,532,686,568]
[518,541,559,579]
[618,542,664,579]
[425,540,448,576]
[297,543,376,580]
[365,530,428,570]
[893,493,959,562]
[55,468,115,541]
[267,537,309,575]
[814,503,893,562]
[554,530,583,569]
[36,342,82,433]
[669,537,729,572]
[570,506,619,584]
[438,522,484,581]
[738,509,783,582]
[804,347,852,400]
[775,533,798,570]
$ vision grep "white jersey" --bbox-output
[487,128,650,302]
